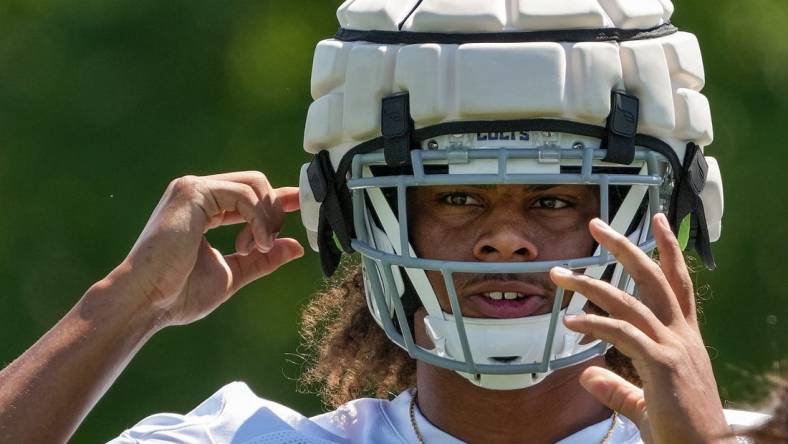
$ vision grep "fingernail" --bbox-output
[240,239,255,255]
[551,266,573,277]
[257,233,279,253]
[656,213,670,229]
[564,314,578,322]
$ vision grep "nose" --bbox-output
[472,223,539,262]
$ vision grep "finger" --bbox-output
[202,172,299,213]
[194,174,298,249]
[205,210,287,231]
[223,173,283,250]
[203,172,287,240]
[550,267,664,341]
[275,187,300,213]
[652,213,698,330]
[225,238,304,293]
[204,211,245,231]
[234,223,256,255]
[203,192,298,249]
[203,170,275,185]
[248,187,299,252]
[198,179,278,252]
[579,366,648,429]
[563,313,656,360]
[589,218,683,326]
[234,174,286,252]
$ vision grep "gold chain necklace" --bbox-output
[408,388,619,444]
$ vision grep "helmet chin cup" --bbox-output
[424,308,599,391]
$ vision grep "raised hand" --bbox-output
[122,171,303,326]
[0,171,303,444]
[550,214,732,444]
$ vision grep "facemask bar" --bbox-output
[349,144,671,375]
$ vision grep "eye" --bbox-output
[532,197,570,209]
[441,192,482,206]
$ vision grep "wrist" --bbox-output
[84,263,172,337]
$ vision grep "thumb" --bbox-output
[579,366,648,428]
[226,237,304,293]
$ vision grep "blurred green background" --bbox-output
[0,1,786,442]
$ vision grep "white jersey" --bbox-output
[108,381,768,444]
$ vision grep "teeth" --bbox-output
[484,291,524,300]
[487,291,503,300]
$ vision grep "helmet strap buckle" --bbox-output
[382,92,415,167]
[603,91,639,165]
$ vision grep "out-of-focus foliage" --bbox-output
[0,1,785,442]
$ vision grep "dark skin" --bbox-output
[409,184,610,444]
[0,174,734,443]
[409,184,599,317]
[0,172,305,443]
[407,184,734,443]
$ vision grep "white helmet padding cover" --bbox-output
[299,0,724,390]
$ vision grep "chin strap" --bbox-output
[309,93,417,276]
[670,142,716,269]
[308,150,354,276]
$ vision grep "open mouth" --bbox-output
[468,292,547,318]
[448,277,553,319]
[482,291,527,300]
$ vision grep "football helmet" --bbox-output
[298,0,724,390]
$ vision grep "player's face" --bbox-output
[409,184,599,318]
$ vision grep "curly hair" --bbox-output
[298,259,416,408]
[298,259,640,409]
